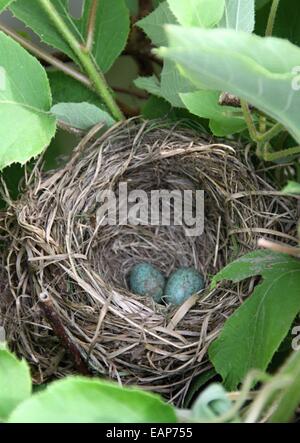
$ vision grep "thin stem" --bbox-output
[85,0,98,51]
[114,86,148,99]
[259,115,267,134]
[263,144,300,161]
[240,99,259,141]
[37,0,124,121]
[0,22,92,88]
[245,376,291,423]
[265,0,281,37]
[257,122,283,143]
[0,22,147,103]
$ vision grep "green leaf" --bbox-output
[10,0,82,64]
[269,350,300,423]
[208,250,300,390]
[0,349,32,420]
[282,181,300,195]
[209,117,247,136]
[181,90,247,135]
[51,102,115,130]
[137,1,177,46]
[167,0,225,27]
[191,383,237,422]
[142,95,173,119]
[161,60,195,107]
[0,0,15,12]
[219,0,255,33]
[159,26,300,144]
[255,0,300,46]
[0,32,56,170]
[184,369,217,407]
[256,0,271,9]
[125,0,138,15]
[8,377,177,423]
[134,75,162,97]
[137,3,194,107]
[47,70,104,108]
[78,0,130,72]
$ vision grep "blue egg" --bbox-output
[129,262,165,303]
[164,268,204,306]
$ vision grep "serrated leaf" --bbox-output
[0,0,15,12]
[219,0,255,33]
[51,102,115,130]
[137,1,177,46]
[181,90,247,134]
[208,250,300,390]
[78,0,130,72]
[137,2,194,107]
[0,349,32,420]
[282,181,300,195]
[0,32,56,170]
[134,75,162,96]
[167,0,225,27]
[10,0,82,64]
[161,60,195,107]
[8,377,177,423]
[159,26,300,144]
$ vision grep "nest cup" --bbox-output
[1,120,298,405]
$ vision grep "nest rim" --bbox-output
[0,119,298,405]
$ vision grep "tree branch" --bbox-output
[39,292,90,375]
[0,22,91,88]
[37,0,124,120]
[85,0,98,51]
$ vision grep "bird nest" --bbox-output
[0,120,298,406]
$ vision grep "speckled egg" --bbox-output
[164,268,204,305]
[129,262,165,303]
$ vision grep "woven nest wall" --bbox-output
[0,120,298,405]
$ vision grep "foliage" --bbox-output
[0,31,56,169]
[0,0,300,424]
[0,347,31,420]
[208,251,300,390]
[159,26,300,148]
[1,346,300,423]
[51,102,115,130]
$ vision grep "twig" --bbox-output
[258,238,300,258]
[0,22,91,88]
[37,0,124,120]
[57,120,86,136]
[39,292,90,375]
[85,0,98,51]
[124,49,163,67]
[113,86,148,99]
